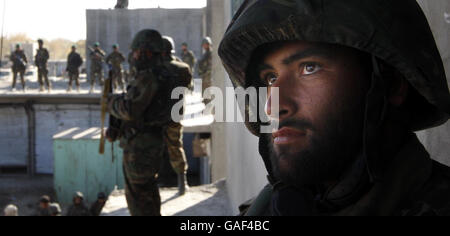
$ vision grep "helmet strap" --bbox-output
[363,56,389,182]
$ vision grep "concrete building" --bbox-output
[86,8,205,78]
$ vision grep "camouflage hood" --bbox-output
[219,0,450,136]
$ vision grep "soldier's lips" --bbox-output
[272,127,307,145]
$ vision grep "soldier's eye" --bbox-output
[301,63,321,75]
[263,72,278,86]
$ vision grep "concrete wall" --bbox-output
[416,0,450,166]
[208,0,268,215]
[34,104,101,174]
[0,106,28,166]
[86,8,204,77]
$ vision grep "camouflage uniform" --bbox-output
[162,37,192,194]
[89,47,105,88]
[89,200,106,216]
[66,192,91,216]
[10,49,27,90]
[219,0,450,216]
[106,29,191,216]
[106,50,126,90]
[180,48,196,74]
[125,52,136,85]
[66,50,83,90]
[115,0,128,9]
[197,42,212,95]
[35,47,51,90]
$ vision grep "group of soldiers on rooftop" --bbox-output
[9,36,212,95]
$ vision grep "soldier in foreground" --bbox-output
[197,37,212,103]
[66,192,90,216]
[105,29,191,216]
[162,36,192,195]
[35,39,51,92]
[106,44,126,91]
[180,42,196,75]
[66,45,83,92]
[89,42,105,93]
[10,44,27,92]
[219,0,450,216]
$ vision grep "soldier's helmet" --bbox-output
[4,204,18,216]
[162,36,176,54]
[219,0,450,136]
[181,42,188,47]
[49,203,62,215]
[72,45,77,49]
[94,42,100,47]
[97,192,106,199]
[15,44,20,49]
[37,39,43,44]
[113,44,119,49]
[202,37,212,46]
[40,195,50,203]
[73,191,84,200]
[130,29,164,53]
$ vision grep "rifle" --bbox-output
[99,65,113,154]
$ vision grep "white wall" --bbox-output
[416,0,450,166]
[208,0,268,215]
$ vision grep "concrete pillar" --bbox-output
[416,0,450,166]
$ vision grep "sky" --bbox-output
[0,0,207,42]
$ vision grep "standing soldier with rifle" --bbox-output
[106,44,126,92]
[10,44,27,92]
[35,39,51,92]
[89,42,105,93]
[104,29,192,216]
[66,45,83,93]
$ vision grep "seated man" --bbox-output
[219,0,450,216]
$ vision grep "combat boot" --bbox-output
[67,87,72,93]
[39,85,44,92]
[177,173,189,195]
[89,86,94,93]
[76,86,80,93]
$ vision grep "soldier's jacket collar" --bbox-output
[331,133,433,215]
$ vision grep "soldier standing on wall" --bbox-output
[180,42,196,88]
[197,37,212,104]
[10,44,27,92]
[89,42,105,93]
[66,45,83,93]
[106,44,126,92]
[35,39,51,92]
